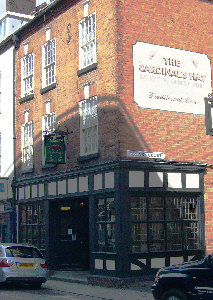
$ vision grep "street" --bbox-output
[0,279,154,300]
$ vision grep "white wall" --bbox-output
[0,46,14,200]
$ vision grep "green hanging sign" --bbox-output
[45,139,66,164]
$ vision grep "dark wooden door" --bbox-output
[57,198,89,270]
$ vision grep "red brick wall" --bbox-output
[15,0,119,176]
[116,0,213,252]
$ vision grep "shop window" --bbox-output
[79,12,96,70]
[79,96,98,156]
[20,204,45,250]
[96,197,115,252]
[21,120,33,170]
[21,52,34,97]
[42,37,56,88]
[131,195,200,253]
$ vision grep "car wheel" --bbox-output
[161,288,188,300]
[30,282,42,289]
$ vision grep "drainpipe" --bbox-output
[11,35,18,243]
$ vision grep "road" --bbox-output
[0,279,154,300]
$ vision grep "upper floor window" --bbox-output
[21,53,34,97]
[21,120,33,170]
[42,108,56,165]
[79,12,96,69]
[0,18,7,41]
[43,111,56,135]
[79,96,98,156]
[42,38,56,88]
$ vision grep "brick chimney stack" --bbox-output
[6,0,36,15]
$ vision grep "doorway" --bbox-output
[55,197,89,270]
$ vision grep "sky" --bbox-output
[0,0,51,18]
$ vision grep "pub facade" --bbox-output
[12,0,213,279]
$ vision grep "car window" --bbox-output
[0,247,4,257]
[5,246,43,258]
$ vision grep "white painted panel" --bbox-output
[94,174,102,190]
[58,180,66,195]
[94,259,103,269]
[131,264,141,270]
[129,171,144,187]
[39,184,44,197]
[149,172,163,187]
[68,178,77,194]
[25,185,30,199]
[138,259,147,265]
[168,173,182,188]
[170,256,183,266]
[186,174,199,188]
[105,172,114,189]
[32,185,37,198]
[19,187,24,200]
[106,260,115,270]
[48,182,56,196]
[151,258,165,268]
[79,176,88,192]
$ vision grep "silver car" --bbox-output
[0,243,48,288]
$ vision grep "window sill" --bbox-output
[19,93,34,104]
[78,152,99,162]
[21,167,34,174]
[40,82,57,95]
[77,62,97,77]
[41,164,57,169]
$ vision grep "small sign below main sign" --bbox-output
[126,150,165,159]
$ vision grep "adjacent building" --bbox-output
[10,0,213,281]
[0,0,35,242]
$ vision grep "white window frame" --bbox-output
[42,37,56,88]
[80,96,98,156]
[21,52,34,97]
[42,111,56,164]
[0,18,7,41]
[79,12,96,70]
[21,121,33,170]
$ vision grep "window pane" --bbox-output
[166,197,181,220]
[131,197,147,221]
[97,199,105,222]
[106,198,115,222]
[184,221,199,250]
[167,222,182,250]
[132,223,147,252]
[149,197,164,220]
[149,223,165,251]
[183,196,198,220]
[97,223,105,251]
[106,223,115,252]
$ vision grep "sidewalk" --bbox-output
[49,270,155,289]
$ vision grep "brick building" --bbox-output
[12,0,212,279]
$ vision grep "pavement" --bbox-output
[49,270,155,289]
